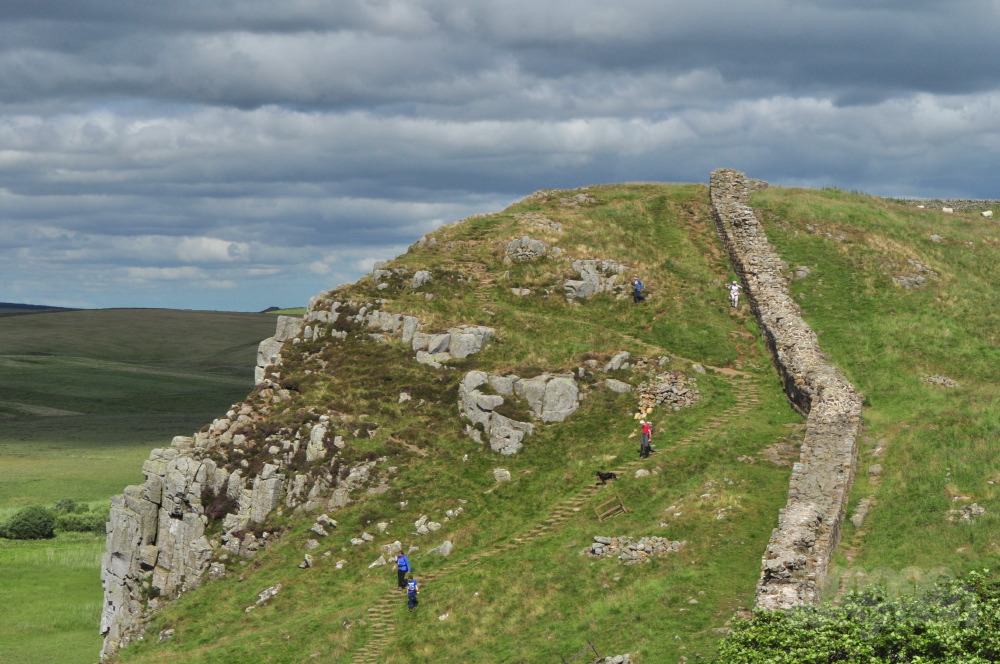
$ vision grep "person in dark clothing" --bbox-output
[632,275,645,303]
[395,552,410,590]
[406,575,419,611]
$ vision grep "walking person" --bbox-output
[726,280,742,308]
[632,275,645,303]
[640,420,653,458]
[395,551,410,590]
[406,575,419,611]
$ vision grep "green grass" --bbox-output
[0,534,105,664]
[112,184,805,663]
[750,188,1000,579]
[0,308,279,664]
[7,183,1000,663]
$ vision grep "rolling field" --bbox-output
[0,308,281,664]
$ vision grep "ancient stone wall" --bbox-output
[710,168,864,610]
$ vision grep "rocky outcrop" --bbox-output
[457,370,581,455]
[711,168,863,611]
[564,259,629,300]
[255,316,304,383]
[102,293,497,659]
[504,236,550,261]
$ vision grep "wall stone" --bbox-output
[710,168,864,610]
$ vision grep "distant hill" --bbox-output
[0,302,74,315]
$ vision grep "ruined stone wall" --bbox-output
[710,168,864,610]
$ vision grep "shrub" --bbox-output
[716,569,1000,663]
[54,498,83,514]
[55,511,108,534]
[1,504,56,540]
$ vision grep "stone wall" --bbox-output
[710,168,864,610]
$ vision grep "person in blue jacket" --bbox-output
[406,575,419,611]
[395,551,410,590]
[632,275,645,303]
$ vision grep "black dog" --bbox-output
[596,471,617,485]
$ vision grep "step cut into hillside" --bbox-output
[710,168,864,609]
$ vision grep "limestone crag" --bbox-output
[564,259,629,300]
[102,292,495,659]
[711,168,863,611]
[458,370,581,455]
[298,296,494,369]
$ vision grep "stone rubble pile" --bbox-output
[637,370,700,412]
[922,374,959,389]
[504,236,551,261]
[581,536,683,564]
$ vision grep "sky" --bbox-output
[3,1,1000,311]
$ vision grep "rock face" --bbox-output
[457,370,581,455]
[711,169,864,611]
[505,235,549,261]
[564,259,629,300]
[101,295,497,659]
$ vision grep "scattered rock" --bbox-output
[850,498,872,528]
[493,468,512,482]
[922,375,959,389]
[430,541,454,557]
[947,503,987,523]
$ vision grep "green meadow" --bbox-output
[0,309,278,664]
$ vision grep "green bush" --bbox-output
[0,504,56,540]
[716,570,1000,663]
[55,511,108,534]
[53,498,85,514]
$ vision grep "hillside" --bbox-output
[97,177,999,663]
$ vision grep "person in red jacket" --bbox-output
[640,420,653,458]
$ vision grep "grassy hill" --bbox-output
[0,308,280,664]
[4,181,1000,664]
[102,181,998,664]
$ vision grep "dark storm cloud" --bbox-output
[1,0,998,310]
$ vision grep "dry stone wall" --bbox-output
[710,168,864,610]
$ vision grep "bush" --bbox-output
[716,569,1000,663]
[55,511,108,534]
[1,504,56,540]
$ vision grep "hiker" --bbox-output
[726,280,742,308]
[640,420,653,458]
[406,575,419,611]
[395,551,410,590]
[632,275,645,303]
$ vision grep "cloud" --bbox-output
[1,0,999,310]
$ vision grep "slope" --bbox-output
[106,180,1000,664]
